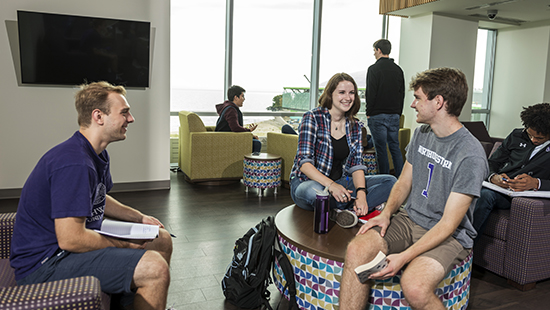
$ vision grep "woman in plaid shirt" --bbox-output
[289,73,396,224]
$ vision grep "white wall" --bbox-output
[399,14,478,131]
[0,0,170,195]
[489,23,550,138]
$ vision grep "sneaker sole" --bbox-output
[336,210,358,228]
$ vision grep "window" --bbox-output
[170,1,226,132]
[471,28,497,126]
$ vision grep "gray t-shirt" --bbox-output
[405,125,489,249]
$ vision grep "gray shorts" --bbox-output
[374,209,470,275]
[17,247,146,295]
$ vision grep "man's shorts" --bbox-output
[18,247,146,295]
[373,209,470,276]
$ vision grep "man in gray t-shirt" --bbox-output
[340,68,488,310]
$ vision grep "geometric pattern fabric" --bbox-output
[273,235,472,310]
[243,158,282,189]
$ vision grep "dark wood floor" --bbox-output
[1,170,549,309]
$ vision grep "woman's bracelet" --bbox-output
[326,180,335,191]
[355,187,368,194]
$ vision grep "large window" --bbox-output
[471,28,497,126]
[170,1,226,132]
[170,1,401,145]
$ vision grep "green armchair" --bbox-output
[266,132,298,188]
[178,111,253,183]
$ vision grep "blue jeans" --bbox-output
[290,174,397,212]
[368,114,403,177]
[282,124,297,135]
[472,188,512,242]
[253,139,261,153]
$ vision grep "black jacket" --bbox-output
[365,57,405,116]
[489,128,550,190]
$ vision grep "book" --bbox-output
[482,181,550,198]
[354,250,388,283]
[94,219,159,240]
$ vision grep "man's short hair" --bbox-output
[521,103,550,136]
[409,67,468,117]
[373,39,391,55]
[75,81,126,127]
[227,85,245,102]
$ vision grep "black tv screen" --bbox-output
[17,10,150,87]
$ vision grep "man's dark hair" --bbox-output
[373,39,391,55]
[228,85,245,102]
[409,67,468,117]
[521,103,550,136]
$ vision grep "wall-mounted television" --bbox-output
[17,10,151,87]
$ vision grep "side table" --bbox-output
[243,153,282,196]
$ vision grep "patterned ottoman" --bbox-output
[243,153,282,196]
[273,235,472,310]
[363,149,378,175]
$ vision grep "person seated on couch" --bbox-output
[289,72,397,228]
[473,103,550,241]
[215,85,261,153]
[10,82,172,310]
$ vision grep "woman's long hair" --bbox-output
[318,72,361,125]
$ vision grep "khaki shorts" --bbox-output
[373,209,470,276]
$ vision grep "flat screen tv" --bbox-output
[17,10,151,87]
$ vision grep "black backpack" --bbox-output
[221,216,298,310]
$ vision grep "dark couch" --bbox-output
[0,213,110,309]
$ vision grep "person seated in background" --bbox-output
[339,68,488,310]
[473,103,550,241]
[215,85,261,153]
[289,72,397,228]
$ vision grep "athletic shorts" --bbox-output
[373,209,470,275]
[17,247,146,295]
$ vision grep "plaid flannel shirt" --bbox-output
[290,107,366,182]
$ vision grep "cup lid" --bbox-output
[313,188,329,197]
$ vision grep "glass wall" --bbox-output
[231,1,313,135]
[170,0,226,132]
[170,0,402,158]
[471,28,497,126]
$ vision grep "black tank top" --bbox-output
[329,135,349,180]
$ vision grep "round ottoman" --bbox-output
[243,153,282,196]
[273,235,472,310]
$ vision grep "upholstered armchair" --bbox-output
[467,121,550,290]
[0,213,109,309]
[474,197,550,290]
[178,111,253,183]
[266,132,298,188]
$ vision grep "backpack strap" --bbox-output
[274,234,299,310]
[215,105,237,131]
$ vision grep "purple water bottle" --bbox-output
[314,190,330,234]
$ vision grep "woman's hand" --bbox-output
[328,182,352,203]
[353,198,368,216]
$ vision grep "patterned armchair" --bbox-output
[473,197,550,290]
[0,213,109,309]
[467,122,550,291]
[178,111,253,183]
